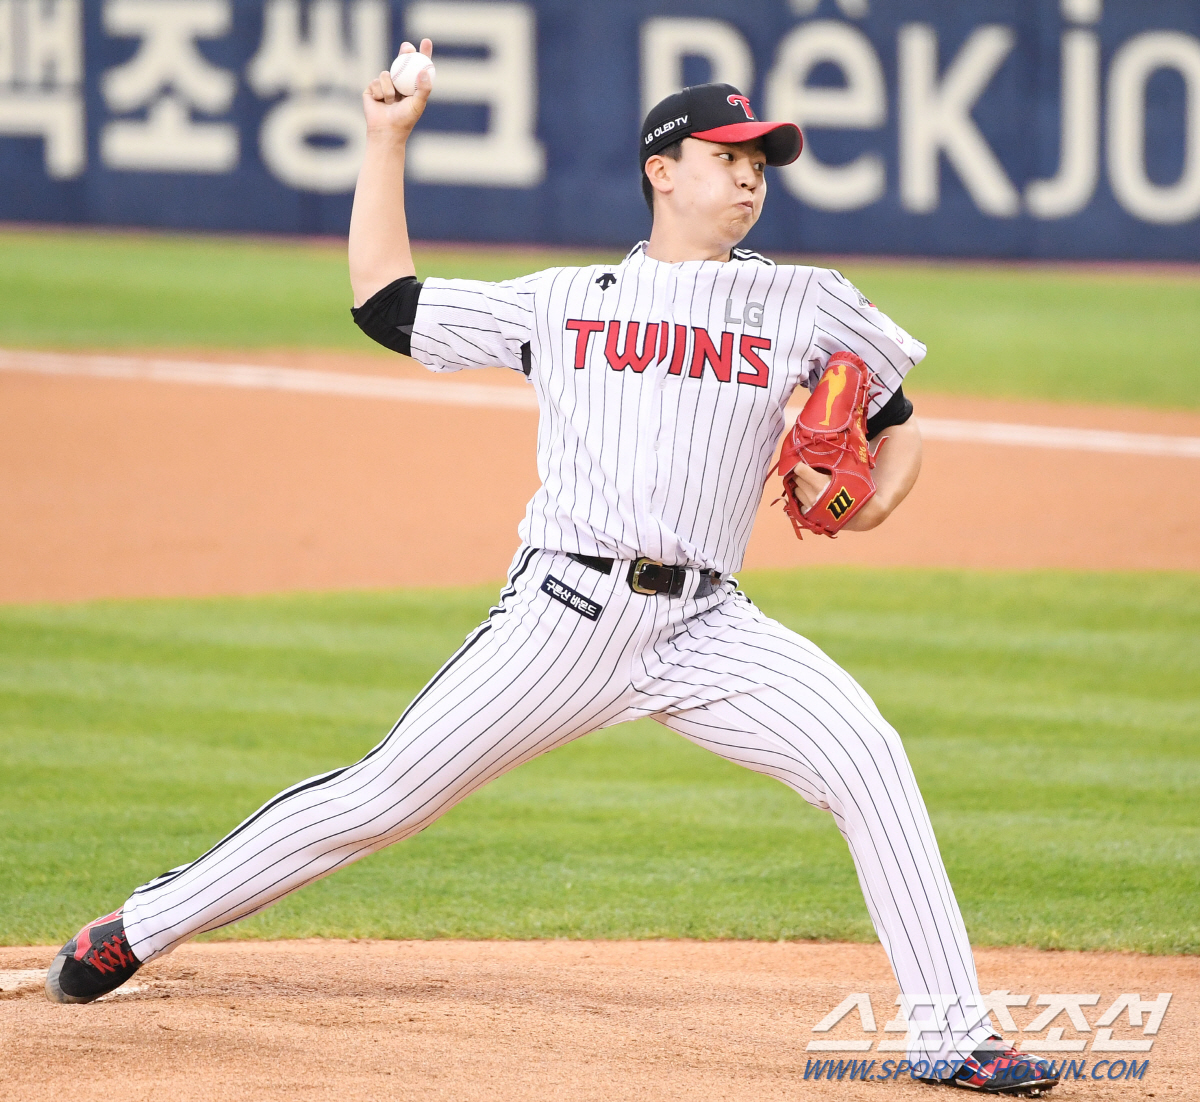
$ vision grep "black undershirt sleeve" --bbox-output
[350,275,422,355]
[867,384,914,440]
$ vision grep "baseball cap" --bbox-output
[640,83,803,169]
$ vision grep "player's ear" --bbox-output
[644,155,674,199]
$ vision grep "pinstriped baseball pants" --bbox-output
[122,546,996,1067]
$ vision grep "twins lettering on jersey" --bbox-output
[407,249,923,573]
[565,319,772,388]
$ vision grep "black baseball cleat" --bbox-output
[45,909,141,1004]
[920,1037,1061,1093]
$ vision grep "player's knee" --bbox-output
[824,718,915,794]
[855,719,908,767]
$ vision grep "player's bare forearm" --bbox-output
[348,39,433,308]
[843,418,922,531]
[349,130,412,305]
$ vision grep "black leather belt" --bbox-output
[566,552,722,599]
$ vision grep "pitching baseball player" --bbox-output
[48,39,1058,1094]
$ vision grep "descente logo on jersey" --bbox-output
[541,575,603,621]
[565,320,772,388]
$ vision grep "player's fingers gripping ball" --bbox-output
[389,49,435,96]
[774,350,880,539]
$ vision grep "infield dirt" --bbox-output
[3,348,1200,603]
[0,939,1189,1101]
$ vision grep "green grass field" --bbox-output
[2,570,1196,954]
[2,227,1199,409]
[2,229,1197,955]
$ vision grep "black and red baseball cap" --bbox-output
[639,83,803,169]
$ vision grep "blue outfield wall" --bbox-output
[1,0,1198,258]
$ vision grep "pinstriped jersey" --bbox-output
[409,242,925,574]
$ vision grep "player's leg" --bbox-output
[650,590,1002,1078]
[48,549,653,1002]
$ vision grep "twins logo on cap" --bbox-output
[726,94,754,120]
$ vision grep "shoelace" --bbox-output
[85,934,137,974]
[964,1043,1050,1084]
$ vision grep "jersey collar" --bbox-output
[622,241,773,268]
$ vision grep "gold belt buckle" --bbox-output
[629,557,661,595]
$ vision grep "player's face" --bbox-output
[670,138,768,243]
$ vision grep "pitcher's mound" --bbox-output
[2,939,1188,1100]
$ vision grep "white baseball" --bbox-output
[389,51,435,97]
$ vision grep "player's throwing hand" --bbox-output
[363,38,433,137]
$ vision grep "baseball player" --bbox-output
[48,40,1058,1094]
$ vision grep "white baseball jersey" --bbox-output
[410,242,925,575]
[119,245,999,1076]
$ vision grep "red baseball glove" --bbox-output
[773,351,880,539]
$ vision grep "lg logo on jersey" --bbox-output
[725,298,765,327]
[565,319,772,387]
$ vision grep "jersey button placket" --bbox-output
[634,270,669,541]
[648,272,681,515]
[630,328,658,538]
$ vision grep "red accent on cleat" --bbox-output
[922,1036,1061,1093]
[72,910,122,962]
